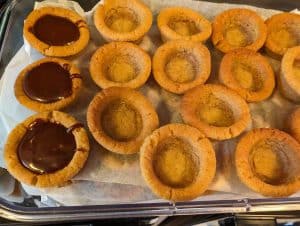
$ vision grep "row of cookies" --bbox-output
[14,41,300,113]
[21,0,300,104]
[23,0,300,58]
[6,83,300,201]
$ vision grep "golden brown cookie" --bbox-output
[235,128,300,197]
[181,84,251,140]
[140,123,216,201]
[87,87,159,154]
[93,0,152,43]
[152,40,211,94]
[23,6,90,57]
[14,57,82,112]
[219,48,275,102]
[89,42,151,89]
[265,13,300,58]
[288,108,300,143]
[212,8,267,53]
[157,7,212,43]
[4,111,90,187]
[279,46,300,102]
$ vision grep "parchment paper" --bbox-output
[0,0,300,205]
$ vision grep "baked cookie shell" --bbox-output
[219,48,275,102]
[265,13,300,58]
[14,57,82,112]
[23,7,90,57]
[157,7,212,43]
[289,108,300,143]
[153,40,211,94]
[140,123,216,201]
[235,128,300,197]
[90,42,151,89]
[93,0,152,43]
[212,8,267,53]
[279,46,300,102]
[181,84,251,140]
[87,87,159,154]
[4,111,89,187]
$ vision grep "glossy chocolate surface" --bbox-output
[32,15,80,46]
[18,119,77,174]
[23,62,73,103]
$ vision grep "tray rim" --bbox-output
[1,0,300,222]
[2,197,300,222]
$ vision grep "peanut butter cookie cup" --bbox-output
[24,6,90,57]
[140,124,216,201]
[153,40,211,94]
[236,128,300,197]
[87,87,159,154]
[181,84,251,140]
[212,8,267,53]
[265,13,300,58]
[157,7,211,43]
[90,42,151,89]
[279,46,300,102]
[288,108,300,143]
[94,0,152,43]
[14,57,82,112]
[219,48,275,102]
[4,111,89,187]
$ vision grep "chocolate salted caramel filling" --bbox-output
[17,119,78,174]
[23,62,79,103]
[31,15,80,46]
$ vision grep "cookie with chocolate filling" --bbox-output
[4,111,89,187]
[14,57,82,112]
[23,6,90,57]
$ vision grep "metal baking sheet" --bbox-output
[0,0,300,222]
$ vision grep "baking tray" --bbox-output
[0,0,300,222]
